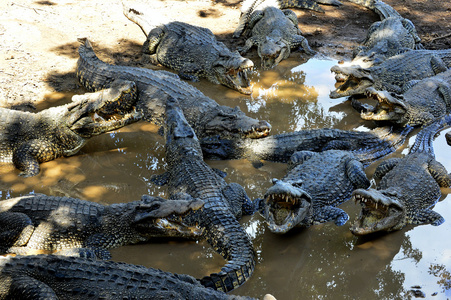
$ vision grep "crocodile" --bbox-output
[151,97,256,292]
[0,194,204,259]
[0,80,140,177]
[350,116,451,235]
[123,4,254,95]
[330,49,451,98]
[0,255,270,299]
[234,0,342,38]
[76,38,271,140]
[238,6,315,69]
[345,0,422,67]
[262,150,370,233]
[357,69,451,127]
[200,125,413,166]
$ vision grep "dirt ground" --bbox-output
[1,0,450,109]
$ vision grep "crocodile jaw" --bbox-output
[330,65,374,98]
[259,38,290,70]
[263,180,312,234]
[360,87,408,124]
[69,80,140,138]
[204,111,271,139]
[350,188,405,235]
[215,58,254,95]
[133,198,205,239]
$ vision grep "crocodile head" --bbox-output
[213,52,254,95]
[132,196,204,239]
[164,96,205,164]
[202,106,271,139]
[359,87,409,125]
[263,179,312,234]
[66,80,140,140]
[330,65,374,98]
[258,37,290,70]
[350,188,406,235]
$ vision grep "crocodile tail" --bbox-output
[410,115,451,156]
[372,0,401,19]
[345,0,375,9]
[76,38,115,92]
[354,125,413,166]
[198,214,255,292]
[346,0,401,19]
[122,2,170,35]
[278,0,324,12]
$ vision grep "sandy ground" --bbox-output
[1,0,450,109]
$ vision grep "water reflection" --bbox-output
[1,57,450,299]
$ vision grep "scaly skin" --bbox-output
[410,115,451,154]
[351,16,423,67]
[0,255,259,300]
[358,70,451,126]
[123,4,254,95]
[201,125,412,166]
[330,49,451,98]
[262,150,370,233]
[151,97,256,292]
[234,0,342,37]
[350,152,450,235]
[0,81,140,177]
[0,194,204,259]
[350,116,451,235]
[341,1,422,68]
[239,7,314,69]
[76,38,271,140]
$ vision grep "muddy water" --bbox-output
[1,57,450,299]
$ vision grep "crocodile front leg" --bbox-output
[345,159,371,189]
[289,35,315,55]
[412,209,445,226]
[221,182,255,218]
[313,206,349,226]
[428,159,451,187]
[430,55,449,75]
[142,26,165,65]
[373,157,402,180]
[239,36,260,55]
[13,140,60,177]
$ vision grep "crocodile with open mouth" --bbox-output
[123,3,254,94]
[357,68,451,126]
[350,116,451,235]
[346,0,423,68]
[0,80,140,177]
[330,49,451,98]
[238,6,315,69]
[0,194,204,259]
[262,150,370,233]
[234,0,343,38]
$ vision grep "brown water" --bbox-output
[1,57,450,299]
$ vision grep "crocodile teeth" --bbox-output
[93,112,105,122]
